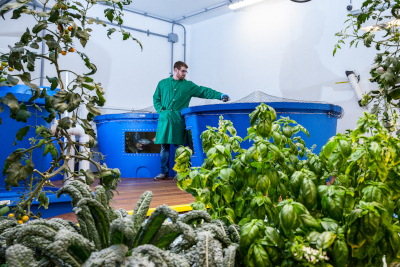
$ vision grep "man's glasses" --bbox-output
[179,69,188,74]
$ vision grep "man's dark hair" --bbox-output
[174,61,188,70]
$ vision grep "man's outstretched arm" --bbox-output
[189,81,225,100]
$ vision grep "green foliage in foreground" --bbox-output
[175,103,400,267]
[0,181,240,266]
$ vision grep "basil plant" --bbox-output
[175,104,400,267]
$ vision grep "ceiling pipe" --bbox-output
[112,5,174,24]
[174,1,233,23]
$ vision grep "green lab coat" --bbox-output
[153,76,222,145]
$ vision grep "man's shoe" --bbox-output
[154,173,169,180]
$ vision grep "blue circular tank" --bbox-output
[94,113,175,178]
[0,85,55,188]
[181,101,343,167]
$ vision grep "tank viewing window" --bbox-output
[125,132,160,154]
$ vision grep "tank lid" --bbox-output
[0,85,58,105]
[94,112,159,122]
[181,102,344,118]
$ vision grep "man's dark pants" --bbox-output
[161,144,176,176]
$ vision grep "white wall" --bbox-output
[0,3,186,111]
[0,0,382,133]
[185,0,379,133]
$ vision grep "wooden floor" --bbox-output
[50,178,195,223]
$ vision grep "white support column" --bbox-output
[63,135,76,185]
[78,135,91,181]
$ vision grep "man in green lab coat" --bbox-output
[153,61,229,180]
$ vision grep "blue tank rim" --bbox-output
[181,102,343,118]
[0,84,58,105]
[94,112,159,123]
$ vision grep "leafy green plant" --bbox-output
[174,103,310,226]
[0,181,240,266]
[175,103,400,266]
[0,0,142,217]
[335,0,400,133]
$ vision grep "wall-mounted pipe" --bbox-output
[171,23,186,74]
[39,29,46,87]
[100,20,168,39]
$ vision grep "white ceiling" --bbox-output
[128,0,232,24]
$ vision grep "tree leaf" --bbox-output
[58,117,71,130]
[86,103,101,116]
[5,160,34,190]
[6,75,19,87]
[46,76,58,90]
[2,93,19,114]
[88,17,106,26]
[32,21,48,34]
[80,169,94,185]
[0,0,31,19]
[15,126,29,142]
[15,109,30,122]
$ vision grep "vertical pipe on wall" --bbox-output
[40,30,45,87]
[171,23,187,74]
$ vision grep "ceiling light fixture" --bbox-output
[228,0,265,10]
[290,0,312,2]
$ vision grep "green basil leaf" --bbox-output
[317,231,337,249]
[333,239,349,267]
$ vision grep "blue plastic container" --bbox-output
[0,85,53,187]
[181,102,343,167]
[0,85,72,218]
[94,113,175,178]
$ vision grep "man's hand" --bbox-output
[221,94,230,102]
